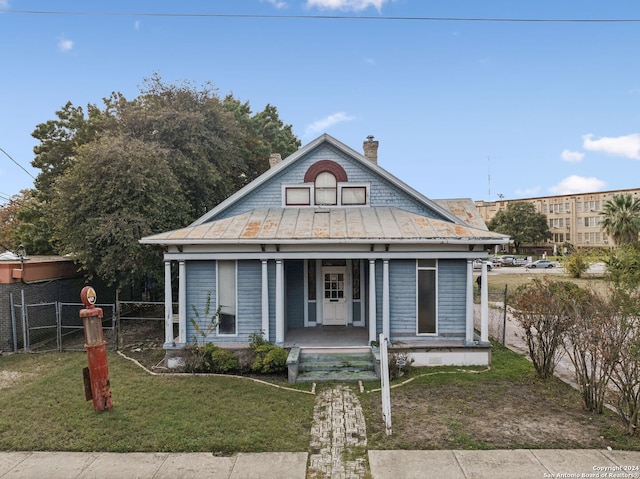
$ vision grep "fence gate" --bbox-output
[8,293,114,353]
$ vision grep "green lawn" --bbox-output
[0,351,314,453]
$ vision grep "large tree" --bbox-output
[600,193,640,246]
[27,75,300,289]
[487,201,552,253]
[51,134,191,287]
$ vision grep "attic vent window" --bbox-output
[315,172,337,205]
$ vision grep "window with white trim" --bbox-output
[416,259,437,335]
[315,171,338,205]
[217,260,237,335]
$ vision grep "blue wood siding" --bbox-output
[212,144,448,221]
[286,260,304,328]
[389,260,417,335]
[437,259,467,336]
[237,260,262,340]
[185,261,216,344]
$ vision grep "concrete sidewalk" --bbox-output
[0,451,307,479]
[3,449,640,478]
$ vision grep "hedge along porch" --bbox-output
[140,134,509,367]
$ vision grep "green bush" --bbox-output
[248,330,269,350]
[251,344,288,374]
[564,251,590,278]
[200,344,238,373]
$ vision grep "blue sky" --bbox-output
[1,0,639,207]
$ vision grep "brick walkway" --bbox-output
[308,385,368,478]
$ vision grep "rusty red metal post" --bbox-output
[80,286,112,411]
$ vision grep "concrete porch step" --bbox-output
[296,369,379,383]
[294,350,378,383]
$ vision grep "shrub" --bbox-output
[564,250,590,278]
[249,330,269,350]
[200,344,238,373]
[251,344,288,374]
[388,351,414,380]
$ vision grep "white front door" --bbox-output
[322,266,347,326]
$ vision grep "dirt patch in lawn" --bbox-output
[362,372,640,451]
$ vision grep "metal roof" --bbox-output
[141,207,509,245]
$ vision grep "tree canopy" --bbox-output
[600,193,640,246]
[18,75,301,290]
[486,201,551,253]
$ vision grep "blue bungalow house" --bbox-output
[140,134,509,367]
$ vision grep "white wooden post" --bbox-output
[164,260,174,346]
[368,259,377,343]
[379,333,392,435]
[480,261,489,344]
[465,259,474,345]
[261,260,269,342]
[382,259,390,340]
[275,259,284,345]
[178,260,187,344]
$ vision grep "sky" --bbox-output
[1,0,640,207]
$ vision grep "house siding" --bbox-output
[286,260,304,328]
[389,260,417,336]
[237,260,263,340]
[212,145,448,221]
[437,259,467,336]
[185,261,216,344]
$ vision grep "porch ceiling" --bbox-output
[141,207,509,246]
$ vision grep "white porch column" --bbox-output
[178,260,187,344]
[465,259,474,345]
[382,259,390,340]
[164,260,174,346]
[480,261,489,344]
[275,259,284,345]
[261,260,270,342]
[368,259,377,343]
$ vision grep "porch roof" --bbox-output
[141,207,509,246]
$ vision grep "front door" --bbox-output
[322,266,347,326]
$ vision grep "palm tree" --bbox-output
[600,193,640,245]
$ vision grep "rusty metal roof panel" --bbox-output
[140,207,509,244]
[434,198,489,230]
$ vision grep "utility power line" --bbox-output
[1,9,640,23]
[0,147,36,180]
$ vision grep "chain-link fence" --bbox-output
[9,292,114,352]
[473,285,509,345]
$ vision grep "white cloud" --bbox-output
[548,175,606,195]
[560,149,584,163]
[306,0,391,12]
[582,133,640,160]
[134,20,140,30]
[261,0,288,8]
[364,57,376,66]
[57,36,73,52]
[515,186,541,197]
[0,0,9,9]
[304,112,357,136]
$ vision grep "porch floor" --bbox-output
[284,326,369,349]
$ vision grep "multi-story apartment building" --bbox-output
[475,188,640,253]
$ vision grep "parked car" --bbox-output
[527,260,555,269]
[498,256,517,266]
[473,259,493,271]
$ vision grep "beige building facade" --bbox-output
[475,188,640,253]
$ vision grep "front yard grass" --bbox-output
[0,351,314,453]
[361,344,640,451]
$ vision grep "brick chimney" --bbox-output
[363,135,379,164]
[269,153,282,169]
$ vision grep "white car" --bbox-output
[473,259,494,271]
